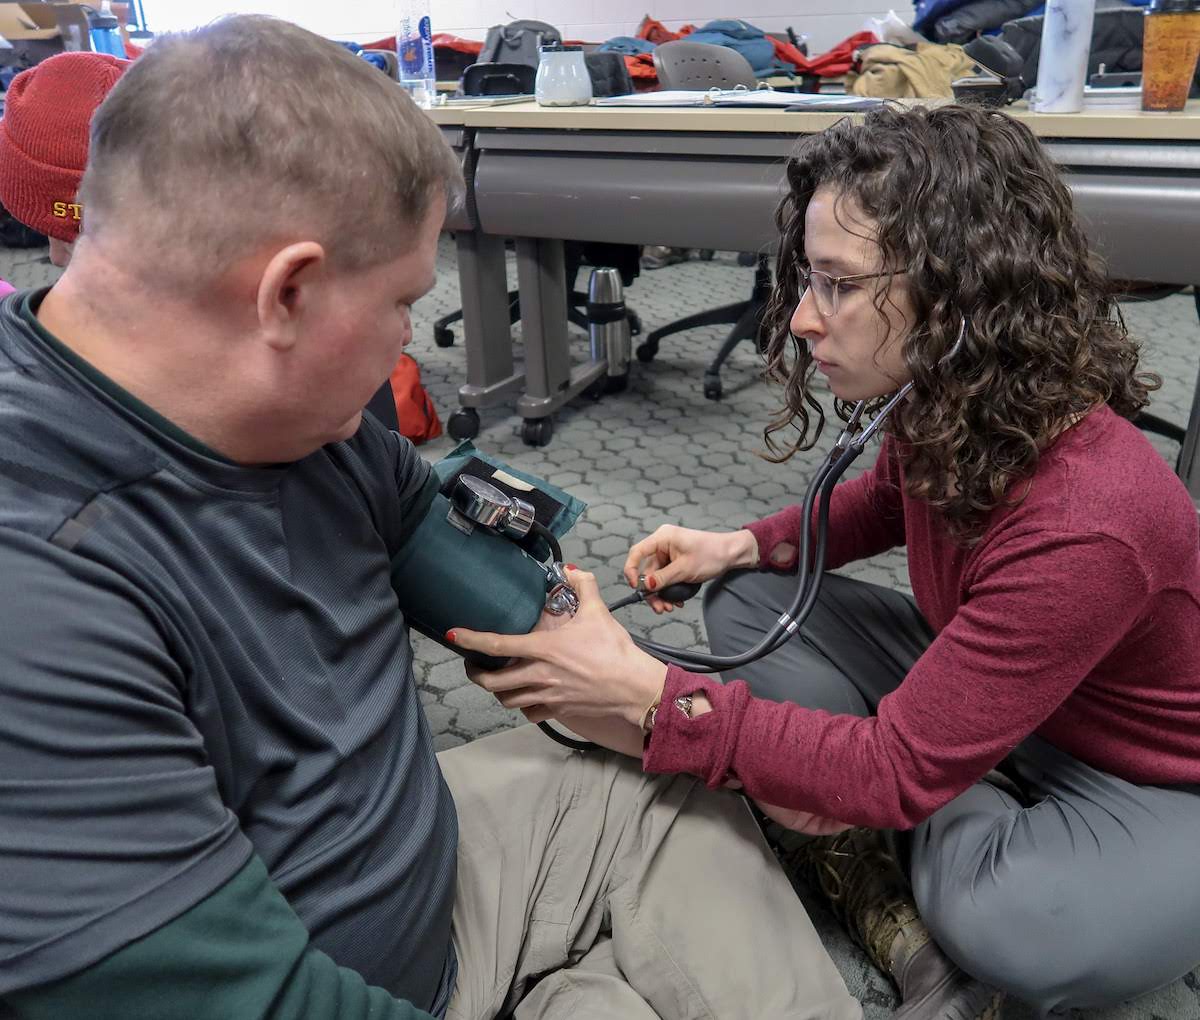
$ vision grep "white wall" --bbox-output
[432,0,913,54]
[145,1,912,54]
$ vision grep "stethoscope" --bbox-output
[538,318,967,751]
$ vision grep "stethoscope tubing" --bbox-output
[541,317,966,749]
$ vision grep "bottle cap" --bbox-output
[1148,0,1200,13]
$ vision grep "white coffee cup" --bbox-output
[535,45,593,106]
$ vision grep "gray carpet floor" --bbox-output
[4,238,1198,1019]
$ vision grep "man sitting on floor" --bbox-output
[0,16,860,1020]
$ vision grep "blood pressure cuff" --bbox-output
[390,443,587,662]
[432,441,587,561]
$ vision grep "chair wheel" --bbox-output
[635,341,658,363]
[703,377,723,401]
[447,407,480,440]
[521,417,554,447]
[434,326,455,348]
[628,311,643,336]
[699,249,715,261]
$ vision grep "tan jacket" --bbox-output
[847,42,977,98]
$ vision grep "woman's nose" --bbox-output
[790,288,824,343]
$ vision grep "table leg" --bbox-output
[514,238,607,426]
[456,229,523,409]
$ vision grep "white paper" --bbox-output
[594,89,882,111]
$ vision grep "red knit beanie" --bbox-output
[0,52,129,243]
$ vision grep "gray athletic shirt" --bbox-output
[0,291,458,1012]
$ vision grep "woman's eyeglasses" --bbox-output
[798,265,905,318]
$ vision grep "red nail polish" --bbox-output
[647,575,657,590]
[445,630,457,644]
[567,563,579,570]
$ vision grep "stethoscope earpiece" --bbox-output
[940,317,968,367]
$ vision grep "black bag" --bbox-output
[1001,0,1147,88]
[0,204,46,248]
[478,20,561,68]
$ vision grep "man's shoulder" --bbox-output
[0,338,159,540]
[319,416,430,511]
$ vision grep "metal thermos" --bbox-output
[587,267,630,382]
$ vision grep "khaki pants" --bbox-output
[439,725,861,1020]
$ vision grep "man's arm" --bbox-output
[6,857,433,1020]
[0,528,434,1018]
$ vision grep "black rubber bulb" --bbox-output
[653,581,703,604]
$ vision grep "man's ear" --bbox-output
[256,242,327,351]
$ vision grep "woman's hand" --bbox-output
[450,567,667,729]
[623,526,759,614]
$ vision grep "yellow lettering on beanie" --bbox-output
[52,202,82,221]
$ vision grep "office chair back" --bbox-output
[461,62,537,96]
[652,40,758,90]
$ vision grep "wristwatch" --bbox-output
[645,694,695,733]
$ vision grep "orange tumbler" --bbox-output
[1141,0,1200,112]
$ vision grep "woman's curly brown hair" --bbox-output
[762,104,1159,543]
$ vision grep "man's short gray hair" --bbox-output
[78,15,463,281]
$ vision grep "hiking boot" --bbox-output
[780,827,1004,1020]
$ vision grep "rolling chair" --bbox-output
[1119,283,1198,464]
[635,40,773,400]
[433,52,643,347]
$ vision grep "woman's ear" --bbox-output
[255,242,326,350]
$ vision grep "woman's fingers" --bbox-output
[521,705,555,724]
[623,528,676,588]
[450,626,545,663]
[623,536,658,588]
[564,565,602,603]
[497,686,557,711]
[465,654,553,693]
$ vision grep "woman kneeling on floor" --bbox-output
[453,105,1200,1019]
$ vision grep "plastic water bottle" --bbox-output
[397,0,436,109]
[1031,0,1097,113]
[88,0,125,58]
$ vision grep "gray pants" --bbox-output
[704,569,1200,1017]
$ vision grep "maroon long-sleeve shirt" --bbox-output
[643,406,1200,829]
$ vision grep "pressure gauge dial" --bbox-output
[448,475,536,540]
